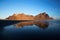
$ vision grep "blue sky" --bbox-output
[0,0,60,19]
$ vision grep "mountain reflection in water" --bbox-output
[15,21,49,29]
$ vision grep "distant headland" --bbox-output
[6,12,53,20]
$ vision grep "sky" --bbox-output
[0,0,60,19]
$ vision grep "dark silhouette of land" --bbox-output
[0,20,33,27]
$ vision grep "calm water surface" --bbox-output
[0,20,60,40]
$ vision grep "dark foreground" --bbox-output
[0,20,33,27]
[0,20,60,40]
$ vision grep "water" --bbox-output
[0,20,60,40]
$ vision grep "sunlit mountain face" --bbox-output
[6,12,53,20]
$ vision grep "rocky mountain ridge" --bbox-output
[6,12,53,20]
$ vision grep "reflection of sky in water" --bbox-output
[0,20,60,40]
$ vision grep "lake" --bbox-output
[0,20,60,40]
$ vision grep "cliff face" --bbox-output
[6,13,34,20]
[34,12,53,20]
[6,12,53,20]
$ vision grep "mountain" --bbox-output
[34,12,53,20]
[6,13,34,20]
[6,12,53,20]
